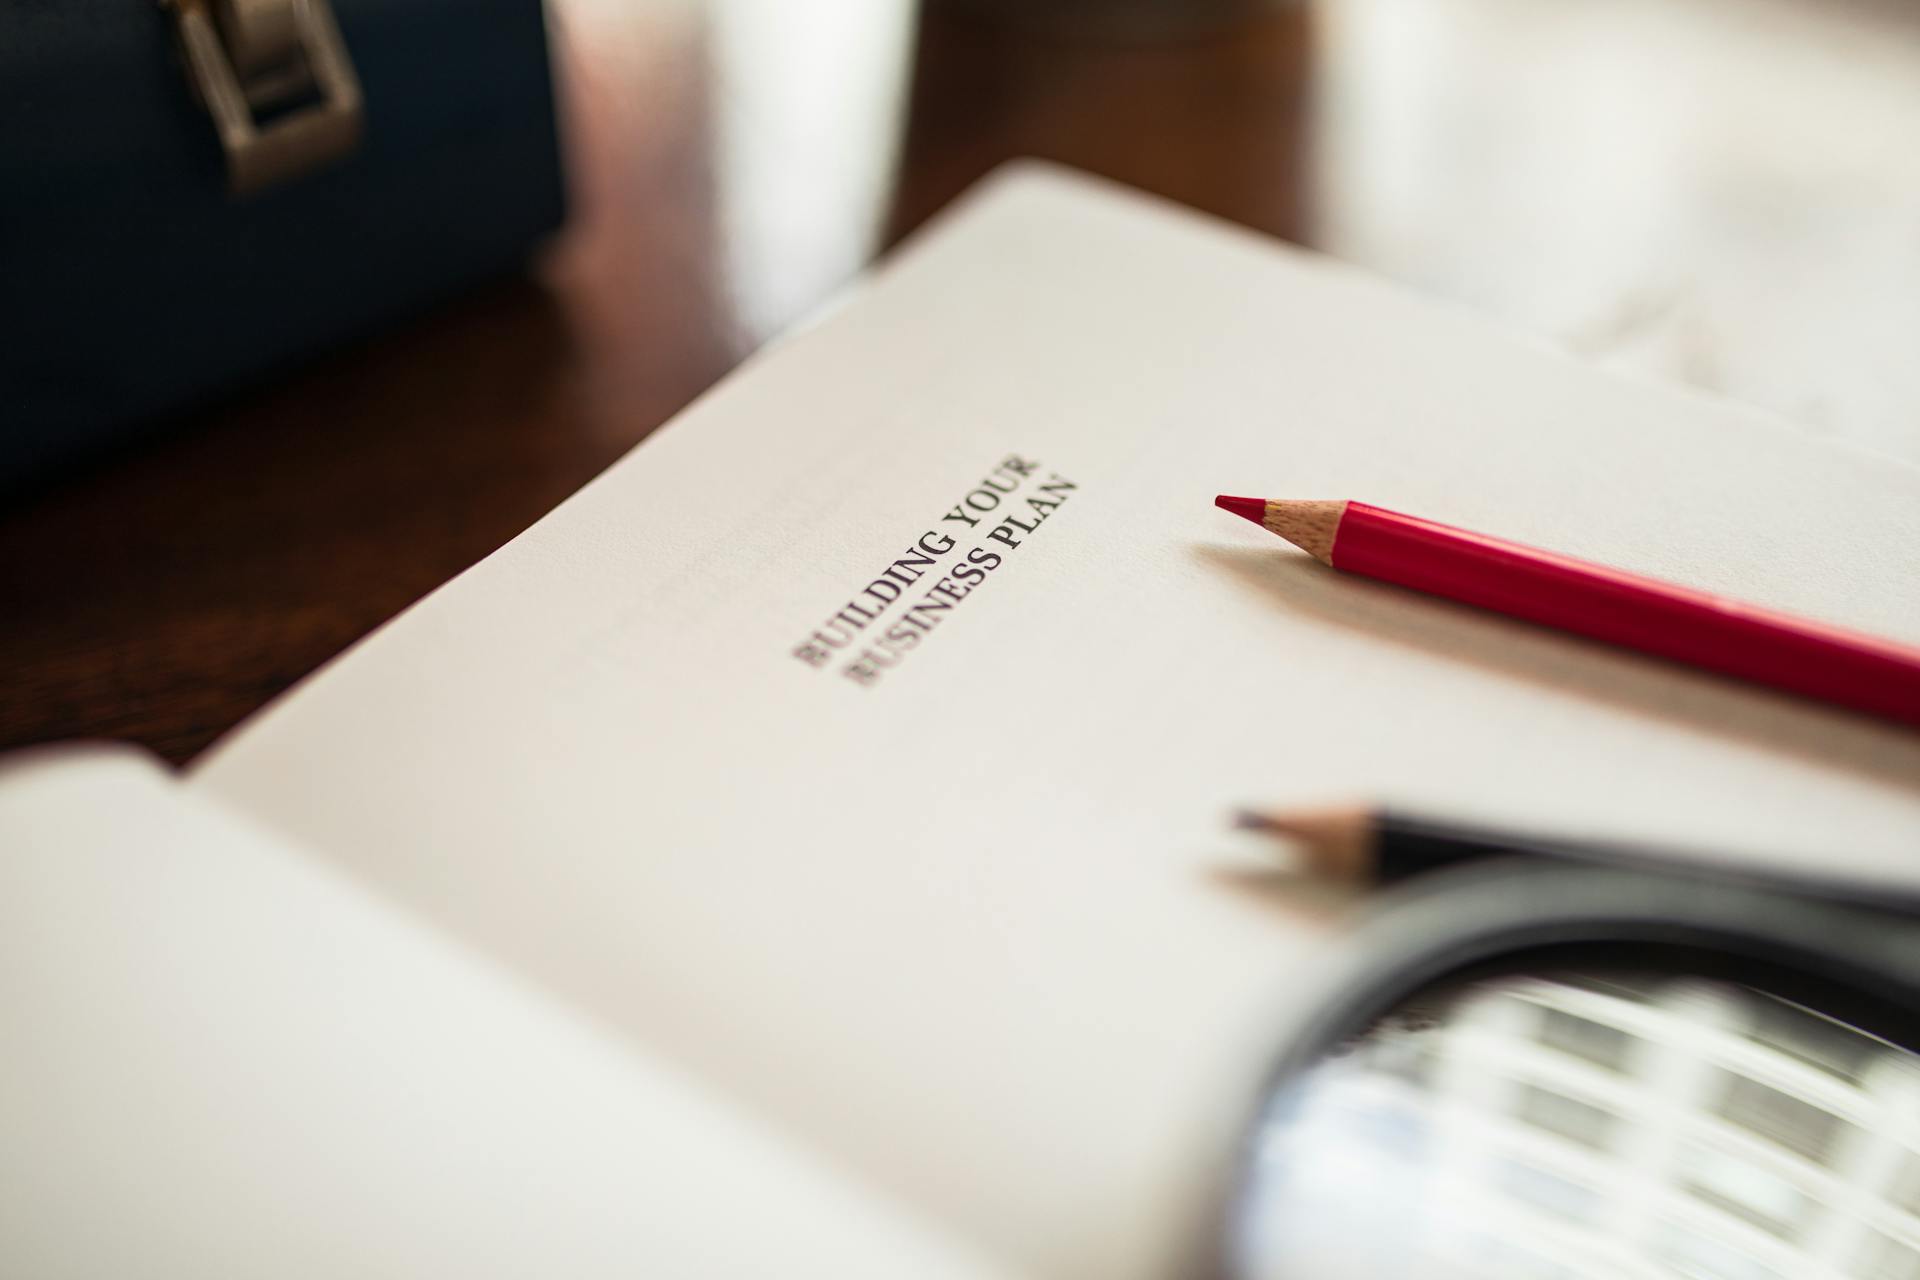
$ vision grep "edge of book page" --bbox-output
[0,744,1010,1279]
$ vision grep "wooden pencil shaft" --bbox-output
[1259,500,1344,563]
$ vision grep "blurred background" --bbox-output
[5,0,1918,763]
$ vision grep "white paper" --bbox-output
[0,747,1001,1279]
[191,164,1920,1276]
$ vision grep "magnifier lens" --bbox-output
[1230,970,1920,1279]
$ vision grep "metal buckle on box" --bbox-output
[165,0,364,195]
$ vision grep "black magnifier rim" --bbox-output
[1204,857,1920,1280]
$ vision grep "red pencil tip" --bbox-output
[1215,494,1268,525]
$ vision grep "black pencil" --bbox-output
[1232,803,1920,916]
[1233,805,1613,885]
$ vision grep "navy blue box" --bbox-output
[0,0,566,490]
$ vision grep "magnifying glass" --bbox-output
[1213,860,1920,1279]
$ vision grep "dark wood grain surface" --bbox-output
[3,0,1913,765]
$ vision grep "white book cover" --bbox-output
[6,163,1918,1277]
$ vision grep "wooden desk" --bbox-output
[3,0,1914,765]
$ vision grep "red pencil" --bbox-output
[1215,495,1920,728]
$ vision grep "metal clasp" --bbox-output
[165,0,364,195]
